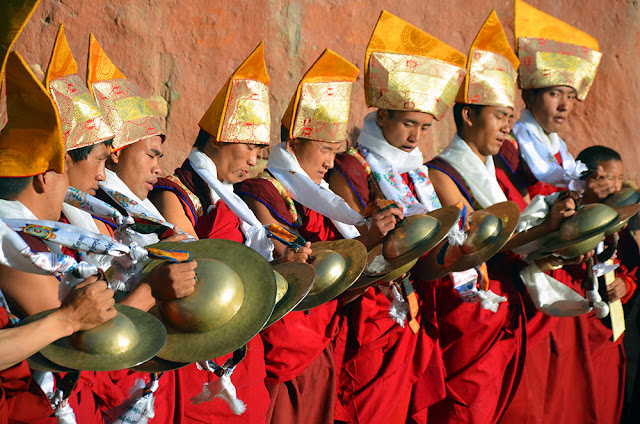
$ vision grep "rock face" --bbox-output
[14,0,640,184]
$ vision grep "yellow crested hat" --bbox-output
[0,51,64,177]
[364,10,467,120]
[199,42,271,145]
[515,0,602,101]
[456,10,519,108]
[1,0,41,133]
[87,34,163,151]
[45,25,114,152]
[282,49,358,143]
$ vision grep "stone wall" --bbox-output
[14,0,640,184]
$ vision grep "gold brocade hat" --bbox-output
[0,51,65,177]
[0,0,41,132]
[456,10,519,108]
[86,34,163,151]
[281,49,358,143]
[45,25,114,152]
[364,10,467,120]
[515,0,602,101]
[199,42,271,145]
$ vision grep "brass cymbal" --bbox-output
[539,203,618,256]
[20,305,167,371]
[129,356,189,373]
[446,201,521,273]
[294,239,367,311]
[351,244,418,290]
[27,352,74,373]
[419,201,520,279]
[264,262,316,328]
[142,239,277,363]
[604,203,640,236]
[604,188,640,208]
[381,205,462,271]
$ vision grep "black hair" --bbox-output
[0,176,34,200]
[194,128,213,150]
[67,139,114,162]
[452,103,484,132]
[280,125,290,143]
[576,145,622,174]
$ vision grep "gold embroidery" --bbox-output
[49,74,113,151]
[166,175,204,220]
[220,79,270,144]
[91,79,162,150]
[518,37,601,101]
[114,96,156,122]
[369,52,465,119]
[467,49,518,108]
[292,81,353,142]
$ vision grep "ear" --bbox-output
[32,173,46,194]
[461,106,475,128]
[376,109,388,127]
[109,149,121,164]
[286,138,298,154]
[521,89,535,108]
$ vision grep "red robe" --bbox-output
[332,153,446,424]
[497,135,563,199]
[424,156,527,424]
[495,146,635,424]
[5,232,123,424]
[237,176,344,424]
[151,163,270,423]
[0,307,55,424]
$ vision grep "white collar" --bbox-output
[357,111,424,173]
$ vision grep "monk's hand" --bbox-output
[561,249,596,266]
[370,205,404,241]
[146,261,197,300]
[277,242,312,264]
[57,275,117,334]
[585,166,617,203]
[607,277,627,302]
[161,233,190,242]
[546,194,576,231]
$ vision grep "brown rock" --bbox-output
[12,0,640,184]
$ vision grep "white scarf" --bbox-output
[512,109,586,191]
[438,134,508,209]
[187,149,273,261]
[61,203,113,271]
[100,169,163,246]
[356,112,442,216]
[266,142,364,239]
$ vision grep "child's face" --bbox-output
[585,160,624,201]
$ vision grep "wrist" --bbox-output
[48,308,77,337]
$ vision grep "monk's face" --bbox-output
[288,139,341,184]
[463,105,513,159]
[524,86,577,135]
[66,142,111,196]
[108,136,163,200]
[376,110,434,153]
[212,142,263,184]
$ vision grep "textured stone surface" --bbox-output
[13,0,640,184]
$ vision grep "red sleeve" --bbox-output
[195,200,244,243]
[332,153,371,208]
[154,176,199,228]
[236,177,298,226]
[0,309,55,423]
